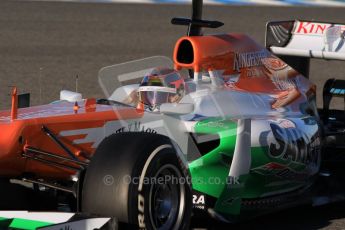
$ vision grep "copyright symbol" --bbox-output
[103,175,114,186]
[123,175,132,185]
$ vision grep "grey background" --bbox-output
[0,1,344,229]
[0,1,344,109]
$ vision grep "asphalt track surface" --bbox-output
[0,1,344,229]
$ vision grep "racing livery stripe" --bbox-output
[10,218,53,230]
[0,211,74,224]
[0,217,53,230]
[0,214,111,230]
[0,212,73,229]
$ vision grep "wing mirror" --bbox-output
[160,103,194,115]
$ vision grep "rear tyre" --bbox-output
[82,132,191,230]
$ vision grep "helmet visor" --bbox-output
[138,86,177,106]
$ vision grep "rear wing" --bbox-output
[265,20,345,78]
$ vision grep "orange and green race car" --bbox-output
[0,1,344,229]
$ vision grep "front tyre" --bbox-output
[81,133,191,230]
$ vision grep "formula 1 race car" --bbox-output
[0,0,344,229]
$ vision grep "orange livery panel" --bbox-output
[0,101,143,179]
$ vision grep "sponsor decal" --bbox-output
[268,122,320,167]
[271,75,296,91]
[246,67,266,78]
[197,120,227,129]
[252,162,308,180]
[60,120,158,148]
[233,50,269,72]
[262,120,321,180]
[294,21,345,35]
[323,26,345,52]
[193,195,205,210]
[261,57,288,71]
[115,121,157,134]
[138,194,145,229]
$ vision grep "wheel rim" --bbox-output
[149,164,186,230]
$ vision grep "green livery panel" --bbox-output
[189,117,321,220]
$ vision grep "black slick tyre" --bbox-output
[81,132,191,230]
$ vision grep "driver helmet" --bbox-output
[138,68,185,111]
